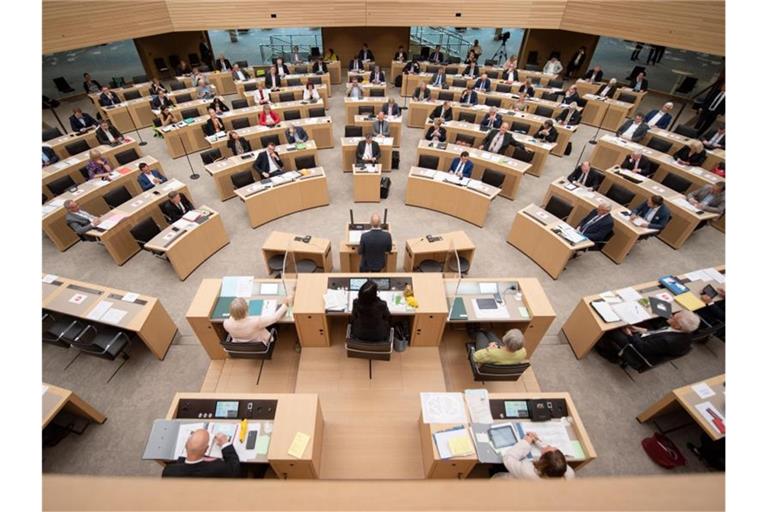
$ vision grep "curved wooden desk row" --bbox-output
[644,127,725,170]
[397,64,560,96]
[94,87,199,133]
[573,79,647,115]
[205,116,334,157]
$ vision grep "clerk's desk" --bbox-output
[415,139,529,200]
[98,87,199,133]
[353,114,402,146]
[345,82,387,97]
[507,204,594,280]
[42,273,178,359]
[595,166,719,249]
[45,128,99,160]
[589,134,725,193]
[419,392,596,479]
[353,164,382,202]
[42,156,157,251]
[405,167,501,227]
[341,136,394,171]
[339,223,398,273]
[543,178,656,264]
[43,383,106,429]
[425,119,555,177]
[234,167,329,228]
[344,96,389,124]
[42,138,139,199]
[143,207,229,280]
[85,179,191,265]
[643,127,725,170]
[205,116,334,156]
[176,70,237,95]
[561,265,725,359]
[637,374,725,442]
[205,141,319,201]
[287,61,341,83]
[148,392,323,479]
[580,94,635,131]
[403,231,476,272]
[262,231,333,273]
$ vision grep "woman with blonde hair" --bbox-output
[674,139,707,167]
[223,295,293,349]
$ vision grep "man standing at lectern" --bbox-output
[358,214,392,272]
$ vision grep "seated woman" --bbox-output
[673,140,706,167]
[209,96,230,114]
[493,432,574,480]
[303,82,320,101]
[470,328,527,364]
[227,131,252,156]
[259,104,281,127]
[223,295,293,349]
[85,149,112,180]
[350,280,391,341]
[159,107,175,127]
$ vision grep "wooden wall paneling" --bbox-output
[134,31,209,79]
[321,27,411,70]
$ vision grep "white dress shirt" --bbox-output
[620,122,641,140]
[490,132,504,153]
[363,143,373,160]
[647,111,665,127]
[707,131,724,146]
[643,206,659,222]
[267,152,281,173]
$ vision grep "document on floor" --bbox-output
[464,389,493,424]
[610,300,651,325]
[516,420,576,458]
[420,392,467,424]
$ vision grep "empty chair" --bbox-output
[468,344,531,381]
[346,324,394,363]
[661,173,693,193]
[512,146,534,163]
[132,74,148,84]
[260,134,280,147]
[534,105,554,118]
[230,170,255,189]
[673,124,699,138]
[345,125,363,137]
[231,99,249,110]
[103,186,133,208]
[455,133,476,146]
[617,93,636,103]
[175,93,192,103]
[220,328,278,359]
[69,323,132,379]
[279,92,295,102]
[294,65,308,74]
[548,79,564,89]
[154,58,169,73]
[267,254,285,275]
[309,107,326,118]
[417,259,443,273]
[47,175,76,196]
[199,65,210,72]
[296,259,318,273]
[78,166,91,180]
[65,139,90,156]
[287,78,302,87]
[646,161,660,177]
[394,75,403,88]
[606,184,635,206]
[358,106,374,116]
[485,71,499,79]
[244,82,259,92]
[575,97,588,108]
[445,66,459,75]
[370,88,384,97]
[481,169,505,188]
[180,108,199,119]
[484,97,502,107]
[283,110,301,121]
[115,149,140,165]
[438,91,453,101]
[236,60,248,68]
[511,122,530,134]
[42,312,81,348]
[168,80,185,91]
[495,83,512,94]
[525,64,541,71]
[453,79,467,88]
[647,137,673,153]
[591,169,606,189]
[418,154,439,170]
[42,127,62,141]
[201,148,222,165]
[294,155,316,169]
[458,111,476,123]
[541,92,560,102]
[122,89,141,100]
[231,117,250,130]
[129,217,161,248]
[545,195,573,220]
[446,256,471,276]
[53,76,75,94]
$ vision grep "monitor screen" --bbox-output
[488,424,518,450]
[349,278,367,291]
[349,278,390,291]
[371,278,390,290]
[214,401,239,418]
[504,400,530,419]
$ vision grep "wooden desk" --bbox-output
[236,80,330,103]
[100,98,155,132]
[416,140,529,200]
[614,87,647,116]
[176,70,236,95]
[143,207,229,280]
[237,73,331,93]
[419,391,596,479]
[42,156,156,251]
[286,61,340,83]
[347,70,372,83]
[573,79,602,97]
[405,167,501,227]
[644,127,725,171]
[262,231,333,273]
[403,231,475,273]
[345,82,387,97]
[542,178,656,263]
[206,116,334,155]
[87,81,151,104]
[580,94,634,131]
[165,392,323,479]
[206,141,318,201]
[339,225,398,273]
[637,375,725,442]
[43,383,106,429]
[341,136,394,172]
[234,167,329,228]
[506,204,594,279]
[354,114,402,147]
[353,164,382,202]
[561,265,725,358]
[42,274,178,359]
[45,129,99,160]
[344,97,389,124]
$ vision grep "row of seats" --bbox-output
[228,154,317,189]
[46,148,141,197]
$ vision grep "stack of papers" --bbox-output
[611,300,651,325]
[467,180,490,193]
[517,421,576,458]
[464,389,492,424]
[378,291,408,313]
[420,392,467,424]
[323,289,348,312]
[221,276,254,298]
[348,230,366,245]
[433,427,474,459]
[672,197,700,213]
[260,283,280,295]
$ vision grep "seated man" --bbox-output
[449,151,474,178]
[357,214,391,272]
[196,78,215,100]
[95,120,124,146]
[481,122,516,154]
[161,429,240,478]
[576,202,613,242]
[428,45,444,63]
[98,86,120,107]
[620,150,652,176]
[567,161,600,189]
[562,86,580,105]
[369,65,385,84]
[630,195,671,231]
[264,67,281,89]
[631,71,648,92]
[161,191,194,222]
[473,73,491,92]
[480,107,502,130]
[687,182,725,215]
[617,114,649,142]
[346,78,364,99]
[381,98,401,117]
[137,162,167,191]
[403,59,421,75]
[556,102,582,126]
[254,142,285,178]
[285,124,308,144]
[412,82,431,101]
[429,100,453,121]
[69,108,99,132]
[470,328,527,365]
[351,280,391,341]
[583,65,603,82]
[355,133,381,165]
[534,120,558,143]
[64,199,100,236]
[518,79,535,97]
[150,90,173,110]
[596,310,700,367]
[42,146,59,167]
[358,43,375,62]
[312,58,328,74]
[348,57,364,72]
[372,111,390,137]
[463,60,480,78]
[459,85,478,105]
[701,126,725,150]
[644,102,674,129]
[430,68,447,87]
[424,118,446,142]
[595,78,617,97]
[231,64,250,81]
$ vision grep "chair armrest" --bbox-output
[101,331,130,355]
[65,321,89,342]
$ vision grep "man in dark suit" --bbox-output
[459,86,478,105]
[231,64,250,81]
[583,66,603,82]
[161,191,194,222]
[463,61,480,78]
[449,151,474,178]
[69,108,99,132]
[42,146,59,167]
[695,83,725,135]
[83,72,102,94]
[285,124,308,144]
[381,98,401,117]
[620,151,652,176]
[312,59,328,74]
[630,195,671,231]
[595,78,617,98]
[214,54,232,72]
[162,429,240,478]
[502,67,518,82]
[430,69,447,87]
[356,133,381,164]
[98,86,120,107]
[617,114,649,142]
[137,162,167,191]
[567,161,601,189]
[369,66,386,84]
[424,118,446,142]
[394,46,408,62]
[480,108,502,130]
[556,102,582,126]
[644,102,674,129]
[412,83,430,101]
[358,214,392,272]
[429,101,452,121]
[348,57,364,72]
[428,45,444,63]
[701,126,725,150]
[150,90,173,110]
[403,59,421,74]
[254,143,285,178]
[473,73,491,92]
[481,122,516,154]
[358,44,375,62]
[95,120,125,146]
[630,71,648,92]
[265,67,281,89]
[576,203,614,242]
[274,58,290,76]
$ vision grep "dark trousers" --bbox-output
[695,111,719,135]
[469,329,501,349]
[631,44,644,60]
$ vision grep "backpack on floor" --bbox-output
[380,177,391,199]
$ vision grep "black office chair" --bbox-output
[231,170,255,189]
[418,155,439,170]
[525,64,541,72]
[455,133,476,146]
[201,148,222,165]
[43,127,62,142]
[467,344,531,382]
[244,82,259,92]
[231,99,249,110]
[529,78,541,86]
[345,125,363,137]
[294,155,316,169]
[458,112,476,123]
[445,66,459,75]
[446,256,471,276]
[180,108,199,120]
[545,195,574,221]
[231,118,250,130]
[169,80,185,91]
[260,134,280,147]
[69,324,133,381]
[42,312,81,348]
[65,139,90,156]
[188,53,201,67]
[115,149,140,165]
[132,74,148,84]
[575,97,588,108]
[278,92,295,102]
[307,76,322,86]
[122,89,141,101]
[646,161,660,178]
[296,259,318,273]
[154,57,169,73]
[129,216,162,249]
[617,93,636,104]
[287,78,302,87]
[661,173,693,194]
[485,71,499,79]
[540,92,560,102]
[453,79,467,88]
[236,60,249,68]
[103,186,133,208]
[426,65,440,73]
[511,122,530,134]
[535,105,554,118]
[267,254,285,276]
[592,169,606,189]
[481,169,505,188]
[309,107,326,118]
[358,106,374,116]
[370,88,385,97]
[512,146,534,163]
[416,259,443,272]
[53,77,75,94]
[221,328,278,359]
[78,166,91,180]
[606,184,635,207]
[438,91,453,101]
[548,79,564,89]
[48,175,77,196]
[495,83,512,94]
[198,65,211,72]
[647,137,673,154]
[393,74,403,88]
[673,125,699,138]
[346,325,395,378]
[283,110,301,121]
[175,93,192,104]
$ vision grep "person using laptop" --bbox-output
[470,328,527,365]
[350,280,391,342]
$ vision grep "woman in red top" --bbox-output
[259,105,281,126]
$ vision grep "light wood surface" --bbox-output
[403,231,476,273]
[261,231,333,273]
[43,383,106,429]
[341,136,394,172]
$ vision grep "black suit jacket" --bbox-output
[673,147,706,167]
[425,126,446,142]
[151,96,173,110]
[701,128,725,149]
[596,84,616,97]
[355,140,381,163]
[69,113,98,132]
[502,69,518,82]
[428,51,444,63]
[265,74,281,89]
[43,146,59,166]
[162,444,241,478]
[358,229,392,272]
[358,49,375,61]
[99,92,119,106]
[562,92,581,105]
[254,151,284,176]
[620,155,652,176]
[429,105,453,120]
[631,78,649,92]
[380,103,401,116]
[481,129,515,153]
[227,138,253,155]
[480,113,502,130]
[95,125,123,145]
[161,194,194,223]
[348,59,364,71]
[312,61,328,73]
[577,209,614,242]
[394,51,407,61]
[285,126,308,144]
[205,117,226,136]
[83,79,102,94]
[627,324,693,365]
[404,62,421,74]
[463,65,479,78]
[518,85,535,96]
[567,166,600,189]
[534,127,558,143]
[584,69,604,82]
[351,298,391,341]
[215,58,232,71]
[556,108,582,125]
[412,87,431,100]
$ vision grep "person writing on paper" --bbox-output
[162,429,241,478]
[64,200,100,236]
[470,328,527,365]
[303,82,320,101]
[687,182,725,215]
[95,120,125,146]
[161,191,194,223]
[372,111,390,137]
[350,280,391,341]
[356,133,381,164]
[358,214,392,272]
[617,114,649,142]
[85,149,112,180]
[630,195,670,231]
[493,432,574,480]
[137,162,167,191]
[449,151,474,178]
[227,131,252,156]
[576,203,613,242]
[223,295,293,349]
[567,161,600,190]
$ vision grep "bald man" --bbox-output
[576,203,614,243]
[358,213,392,272]
[162,429,241,478]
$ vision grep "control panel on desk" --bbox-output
[176,399,278,420]
[327,276,412,292]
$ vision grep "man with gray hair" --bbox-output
[470,328,527,365]
[644,102,674,129]
[576,202,613,243]
[64,200,100,236]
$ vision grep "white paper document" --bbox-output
[611,300,652,325]
[122,292,139,303]
[433,427,473,459]
[519,420,575,458]
[472,298,510,320]
[86,300,113,320]
[598,291,621,304]
[260,283,279,295]
[348,230,367,245]
[703,268,725,284]
[591,301,620,323]
[694,401,724,431]
[207,423,239,459]
[323,289,349,312]
[42,274,58,284]
[420,392,467,424]
[221,276,254,297]
[616,287,643,302]
[464,389,493,424]
[478,282,498,294]
[102,308,128,325]
[692,382,716,399]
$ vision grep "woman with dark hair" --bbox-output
[209,96,230,114]
[350,280,391,341]
[493,432,574,480]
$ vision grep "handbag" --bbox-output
[641,433,686,469]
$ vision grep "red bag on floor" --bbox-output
[642,433,687,469]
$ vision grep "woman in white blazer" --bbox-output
[303,82,320,101]
[492,433,575,480]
